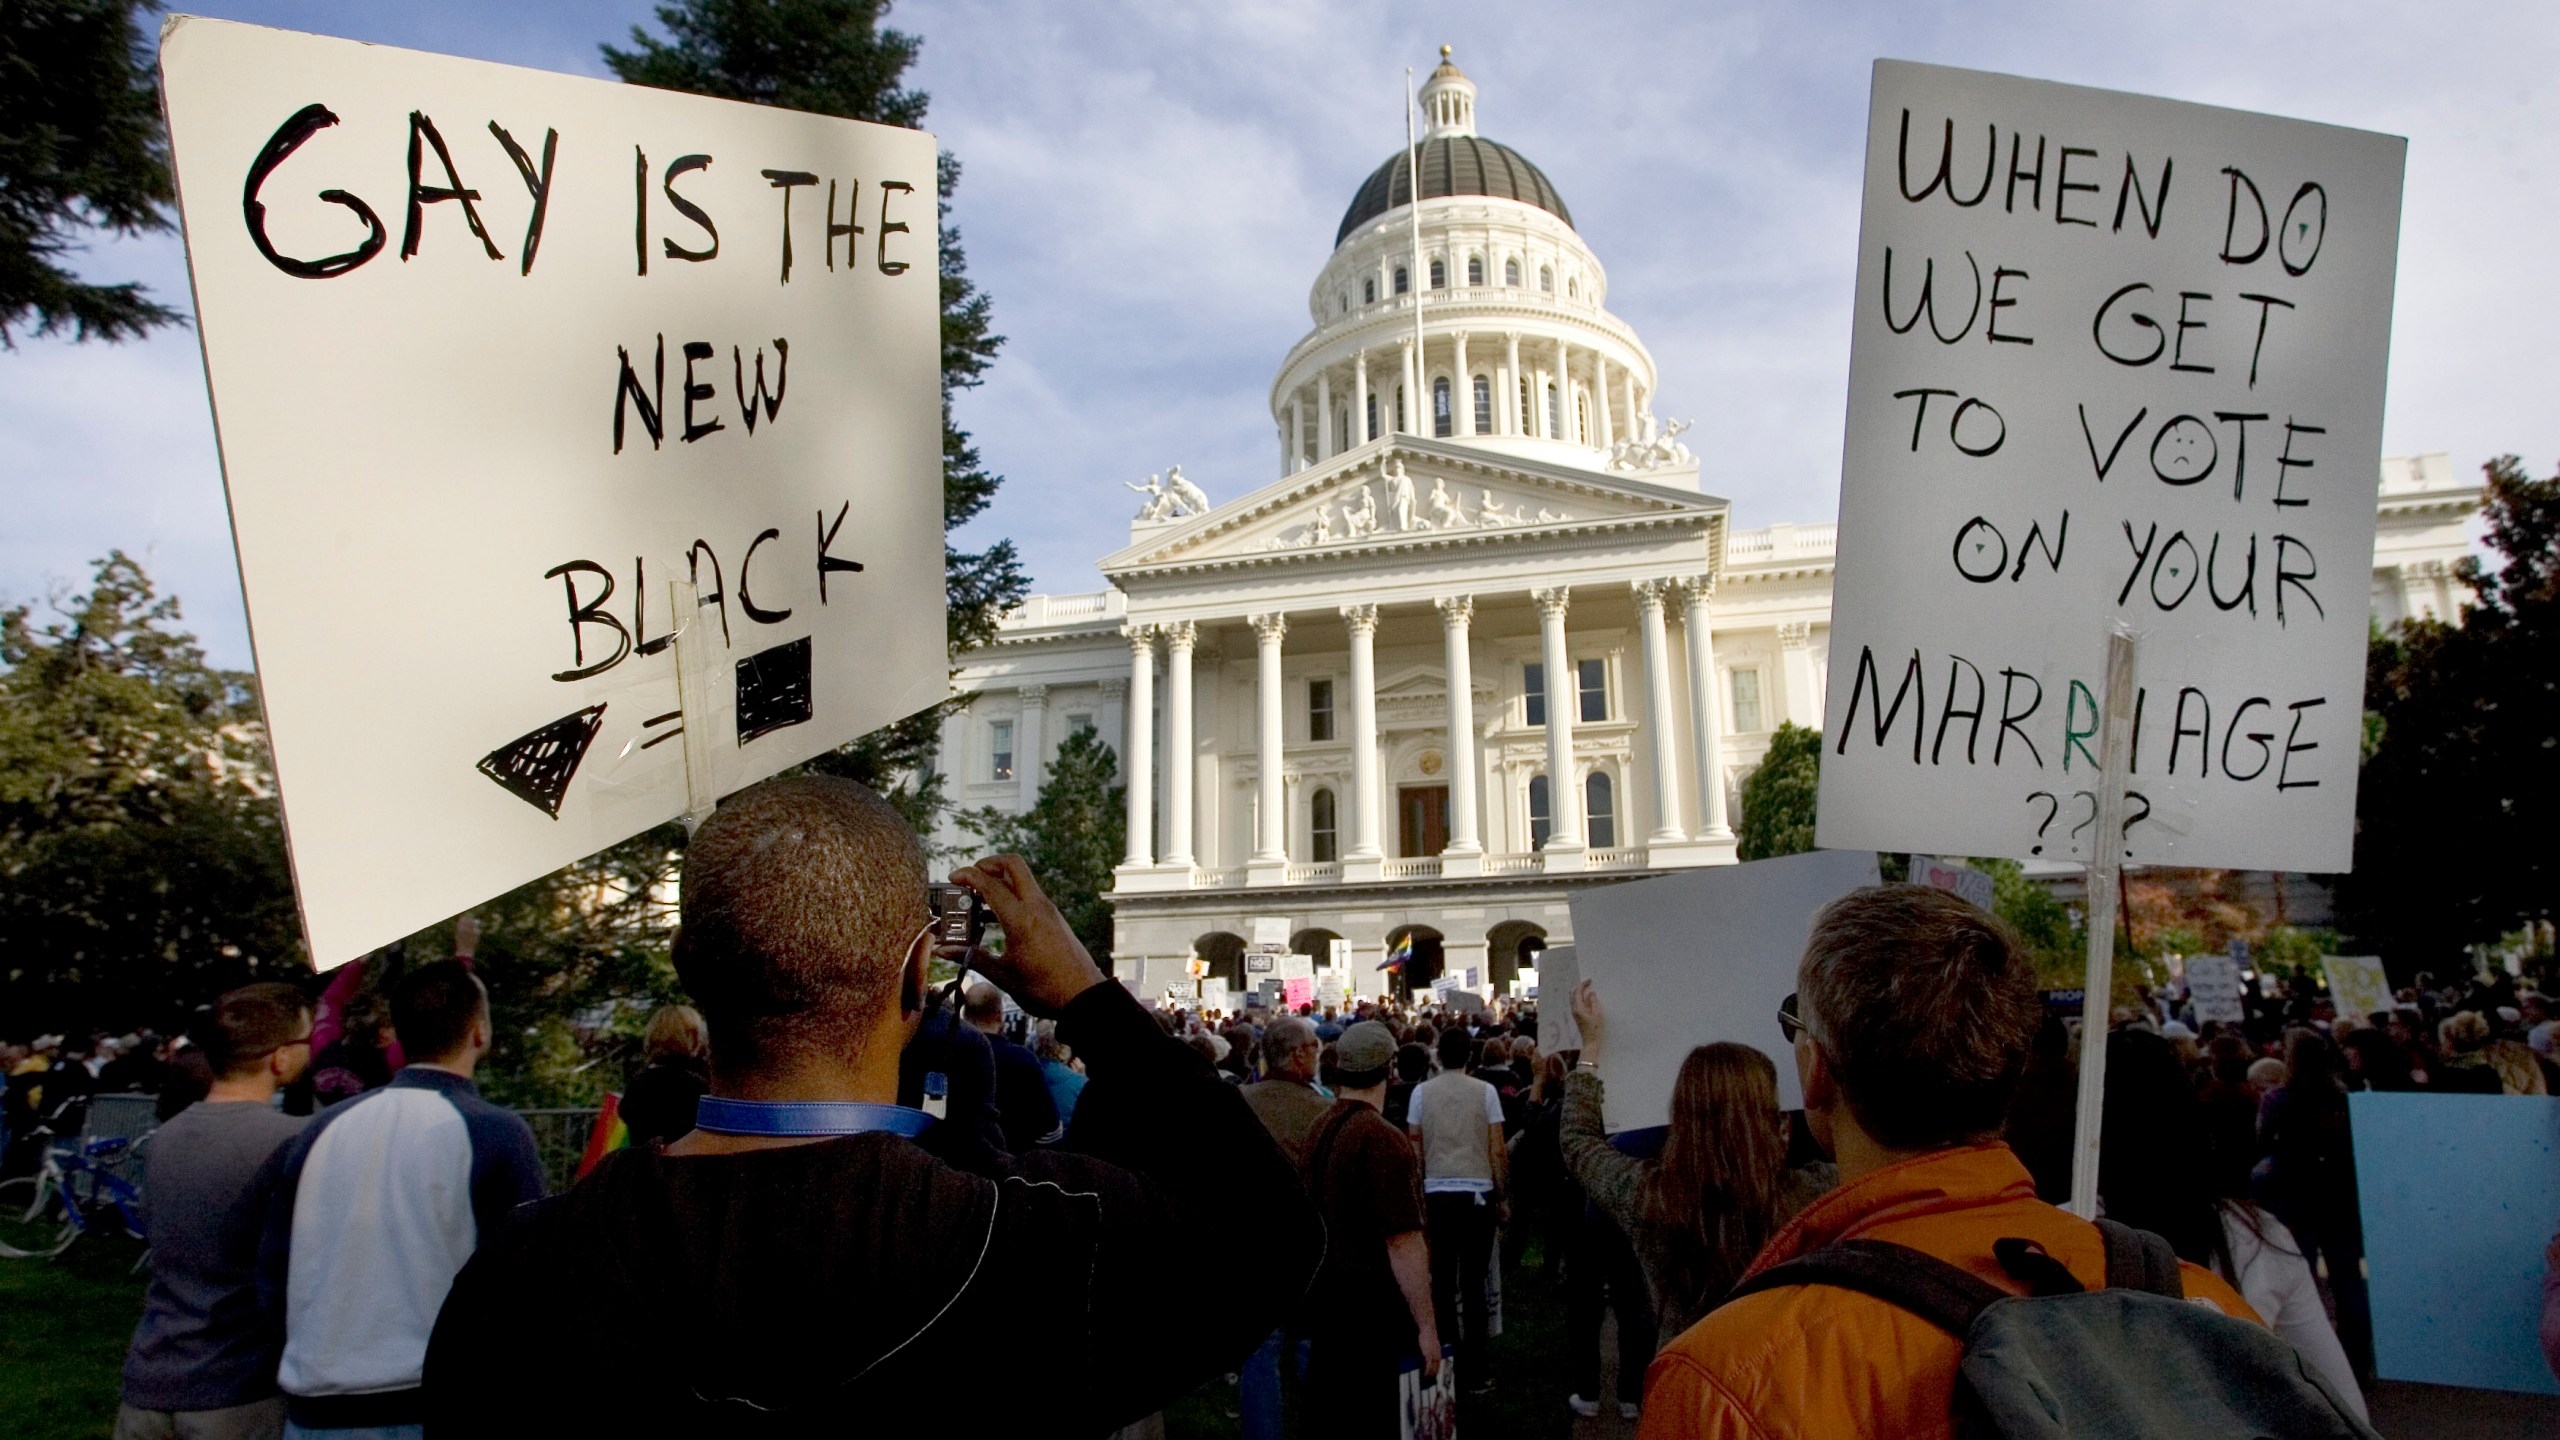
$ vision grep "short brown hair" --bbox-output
[1798,884,2038,1151]
[674,775,926,1073]
[203,982,312,1078]
[392,960,487,1062]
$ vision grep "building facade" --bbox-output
[939,54,2482,1003]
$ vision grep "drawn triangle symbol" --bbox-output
[477,704,606,818]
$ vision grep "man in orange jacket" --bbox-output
[1640,885,2259,1440]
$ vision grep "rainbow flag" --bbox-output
[576,1092,628,1179]
[1380,935,1413,972]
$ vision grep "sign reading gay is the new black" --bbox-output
[161,18,946,966]
[1817,61,2405,872]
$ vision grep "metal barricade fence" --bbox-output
[516,1108,604,1195]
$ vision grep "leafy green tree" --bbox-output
[1,0,182,343]
[1970,856,2087,988]
[604,0,1026,828]
[964,725,1124,967]
[2340,455,2560,974]
[1736,721,1821,861]
[0,554,299,1029]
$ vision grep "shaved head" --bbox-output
[675,775,928,1073]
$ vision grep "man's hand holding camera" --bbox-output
[947,854,1108,1016]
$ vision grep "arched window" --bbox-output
[1505,257,1521,286]
[1528,775,1552,850]
[1547,382,1561,438]
[1429,258,1446,289]
[1363,276,1377,304]
[1432,377,1452,437]
[1394,266,1409,295]
[1577,391,1591,443]
[1338,408,1352,452]
[1311,788,1339,862]
[1467,254,1485,286]
[1568,276,1580,299]
[1519,376,1533,436]
[1338,292,1349,315]
[1540,264,1554,293]
[1472,374,1492,433]
[1396,384,1407,433]
[1585,772,1616,848]
[1366,393,1379,442]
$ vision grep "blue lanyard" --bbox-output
[692,1097,935,1138]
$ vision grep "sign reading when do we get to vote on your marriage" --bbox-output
[159,18,947,967]
[1818,61,2406,873]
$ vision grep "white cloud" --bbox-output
[5,0,2554,666]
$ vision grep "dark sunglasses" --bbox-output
[1778,992,1807,1044]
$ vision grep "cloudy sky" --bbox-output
[5,0,2552,669]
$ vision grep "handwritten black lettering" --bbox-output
[2054,146,2100,226]
[2273,420,2324,509]
[1897,110,1995,205]
[241,104,386,279]
[680,341,723,442]
[545,561,629,681]
[762,169,818,283]
[1882,248,1982,343]
[1836,646,1927,763]
[486,122,557,276]
[613,335,665,454]
[400,112,502,263]
[876,179,914,274]
[737,527,793,624]
[2111,154,2172,237]
[661,154,718,263]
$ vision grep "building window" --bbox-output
[1730,668,1764,733]
[1528,775,1552,849]
[1577,392,1591,444]
[1540,264,1554,293]
[1311,787,1339,862]
[1309,678,1336,741]
[1394,265,1409,295]
[1473,375,1492,432]
[1397,384,1407,432]
[989,719,1014,782]
[1585,772,1616,847]
[1505,257,1521,286]
[1519,376,1533,434]
[1577,658,1606,721]
[1338,292,1348,315]
[1065,711,1094,736]
[1364,276,1376,304]
[1429,258,1446,289]
[1547,383,1561,438]
[1366,393,1379,442]
[1467,254,1484,286]
[1523,661,1546,726]
[1433,377,1452,437]
[1568,276,1580,299]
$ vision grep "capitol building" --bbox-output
[936,53,2481,1003]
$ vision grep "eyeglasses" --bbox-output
[1778,992,1807,1045]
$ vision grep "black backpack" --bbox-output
[1726,1220,2378,1439]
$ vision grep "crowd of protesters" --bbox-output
[7,772,2559,1437]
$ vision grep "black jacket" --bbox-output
[423,983,1321,1438]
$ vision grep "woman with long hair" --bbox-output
[2101,1028,2367,1418]
[1560,981,1834,1342]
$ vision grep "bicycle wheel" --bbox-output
[0,1176,76,1259]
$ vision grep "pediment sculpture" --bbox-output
[1127,464,1213,521]
[1608,416,1694,473]
[1253,460,1573,551]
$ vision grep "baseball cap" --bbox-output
[1335,1021,1397,1076]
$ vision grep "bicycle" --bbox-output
[0,1112,147,1259]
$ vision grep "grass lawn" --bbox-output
[0,1234,149,1440]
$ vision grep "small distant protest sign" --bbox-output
[1817,61,2405,874]
[1912,855,1996,911]
[2183,953,2247,1024]
[159,19,945,966]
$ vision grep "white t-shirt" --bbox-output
[2219,1205,2369,1422]
[1410,1071,1505,1194]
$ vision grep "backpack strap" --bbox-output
[1724,1239,2010,1339]
[2094,1219,2184,1298]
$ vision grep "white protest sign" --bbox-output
[1278,953,1316,982]
[2184,953,2247,1024]
[1817,61,2405,873]
[2323,954,2394,1022]
[1536,945,1581,1053]
[1316,972,1347,1009]
[1913,855,1998,912]
[159,20,944,967]
[1250,916,1292,949]
[1570,850,1881,1127]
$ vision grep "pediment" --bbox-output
[1099,437,1723,576]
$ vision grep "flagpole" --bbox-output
[1406,64,1426,433]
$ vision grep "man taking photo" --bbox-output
[424,775,1321,1437]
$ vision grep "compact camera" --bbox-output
[925,882,993,950]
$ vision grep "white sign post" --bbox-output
[160,19,947,967]
[1819,61,2404,1214]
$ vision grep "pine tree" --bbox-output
[604,0,1027,826]
[966,726,1125,967]
[1736,721,1822,861]
[0,0,183,343]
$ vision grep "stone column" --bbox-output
[1353,350,1370,445]
[1289,391,1305,472]
[1622,368,1641,444]
[1678,578,1733,840]
[1533,587,1584,853]
[1250,613,1288,863]
[1343,604,1384,862]
[1016,684,1047,811]
[1162,622,1196,868]
[1317,366,1334,461]
[1397,339,1416,434]
[1595,353,1615,452]
[1437,595,1483,857]
[1502,331,1521,435]
[1121,625,1156,866]
[1556,336,1574,442]
[1453,332,1473,436]
[1098,677,1127,767]
[1631,582,1683,843]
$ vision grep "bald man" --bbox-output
[425,776,1320,1437]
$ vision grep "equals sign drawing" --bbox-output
[640,710,685,749]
